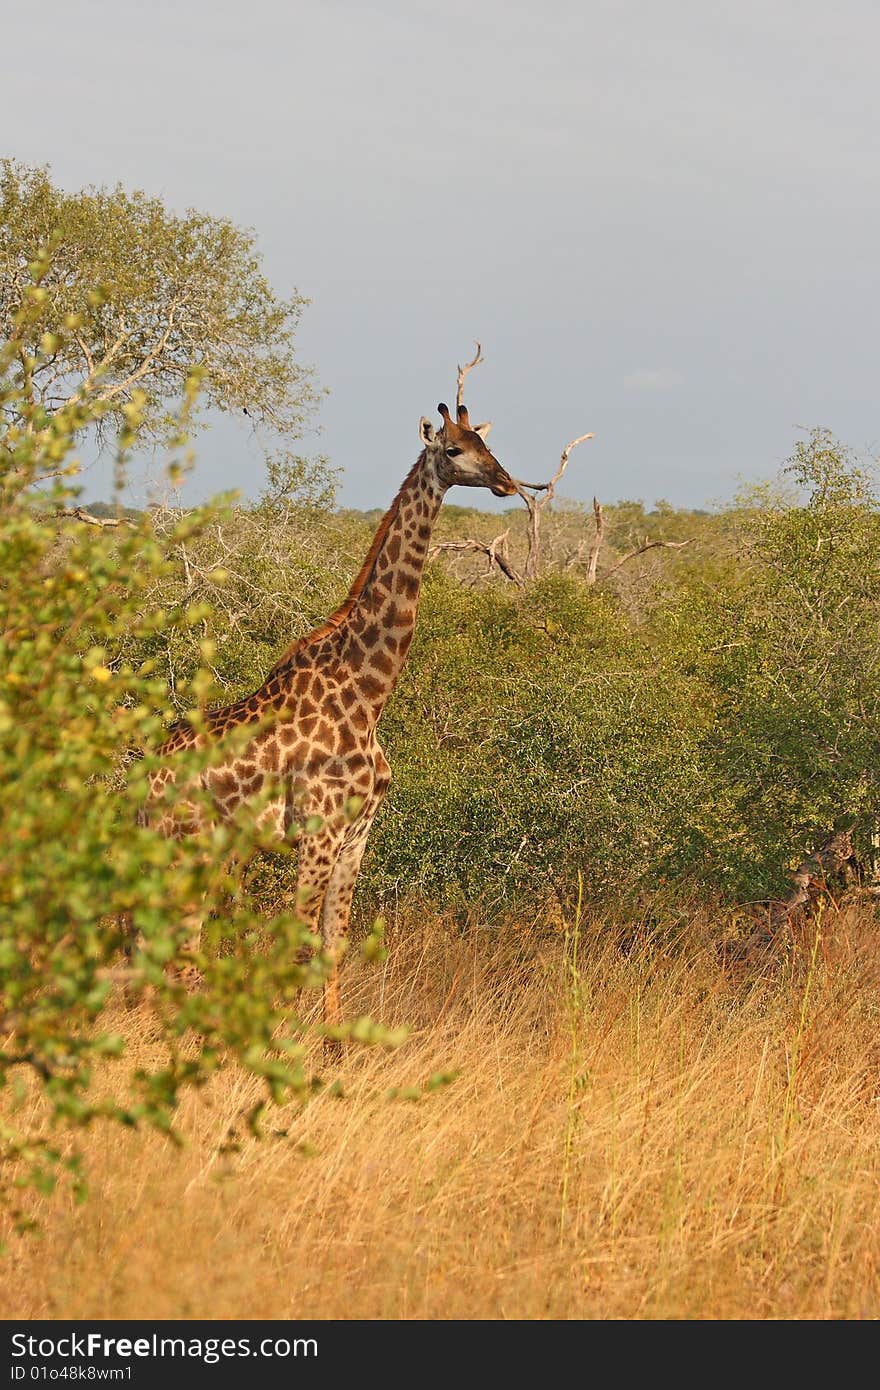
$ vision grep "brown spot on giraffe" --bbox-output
[358,673,385,703]
[210,769,237,798]
[396,570,420,599]
[337,723,358,755]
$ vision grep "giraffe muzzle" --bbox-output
[490,469,518,498]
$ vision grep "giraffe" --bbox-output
[142,401,517,1037]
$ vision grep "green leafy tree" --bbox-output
[371,569,713,914]
[0,160,319,452]
[692,430,880,893]
[366,437,880,915]
[0,272,391,1229]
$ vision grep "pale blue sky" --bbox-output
[5,0,879,511]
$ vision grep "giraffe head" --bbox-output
[419,403,517,497]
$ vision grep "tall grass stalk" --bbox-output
[559,870,585,1244]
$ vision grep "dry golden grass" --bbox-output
[3,903,880,1320]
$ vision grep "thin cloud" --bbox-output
[624,369,685,391]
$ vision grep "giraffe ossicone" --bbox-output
[142,400,517,1038]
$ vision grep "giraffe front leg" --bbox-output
[294,825,344,931]
[293,822,347,1027]
[320,809,378,1051]
[174,896,206,992]
[123,880,206,1004]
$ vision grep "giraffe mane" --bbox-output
[268,455,424,674]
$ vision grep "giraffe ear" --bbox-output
[473,421,492,440]
[419,417,436,445]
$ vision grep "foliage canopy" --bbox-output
[0,160,319,451]
[0,271,385,1228]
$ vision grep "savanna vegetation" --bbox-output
[2,165,879,1319]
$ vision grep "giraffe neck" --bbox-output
[332,453,444,720]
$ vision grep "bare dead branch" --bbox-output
[450,344,595,584]
[725,829,859,960]
[601,535,695,580]
[517,486,542,583]
[56,506,136,529]
[456,342,484,410]
[544,433,595,505]
[179,541,195,591]
[430,528,523,586]
[514,433,594,581]
[768,829,857,932]
[585,497,605,587]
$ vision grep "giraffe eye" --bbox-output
[445,446,463,458]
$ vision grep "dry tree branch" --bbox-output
[600,535,695,580]
[514,433,594,581]
[56,506,136,529]
[456,342,484,410]
[768,829,858,932]
[585,497,605,587]
[450,343,597,583]
[725,828,860,960]
[515,433,595,496]
[544,433,595,505]
[430,529,523,586]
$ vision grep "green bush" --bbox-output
[678,430,880,897]
[0,276,390,1226]
[369,436,880,913]
[371,570,713,912]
